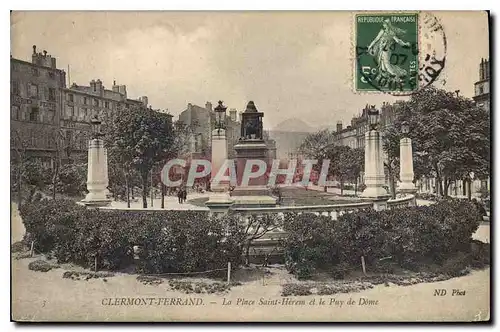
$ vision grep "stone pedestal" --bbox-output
[206,128,234,214]
[81,139,111,207]
[361,130,390,199]
[398,137,417,194]
[231,139,276,208]
[103,147,112,199]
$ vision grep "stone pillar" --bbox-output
[81,139,111,207]
[206,128,233,214]
[398,137,416,194]
[361,130,390,201]
[103,147,112,199]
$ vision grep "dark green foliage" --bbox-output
[28,260,54,272]
[283,213,338,279]
[11,241,27,253]
[283,199,483,279]
[281,283,313,296]
[20,201,244,274]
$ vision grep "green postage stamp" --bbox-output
[355,13,419,93]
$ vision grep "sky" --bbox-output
[10,11,489,130]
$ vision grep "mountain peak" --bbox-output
[272,118,315,132]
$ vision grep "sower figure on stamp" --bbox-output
[368,18,411,81]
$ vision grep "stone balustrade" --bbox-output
[387,194,417,210]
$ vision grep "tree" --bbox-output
[298,129,336,191]
[383,87,490,199]
[327,145,352,196]
[382,126,400,199]
[11,129,29,206]
[346,148,365,195]
[237,213,283,266]
[105,106,175,208]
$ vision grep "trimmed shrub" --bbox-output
[283,212,338,280]
[19,200,244,274]
[283,199,482,279]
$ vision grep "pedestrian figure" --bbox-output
[177,188,183,204]
[182,188,187,203]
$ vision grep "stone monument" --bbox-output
[360,106,390,210]
[81,116,111,207]
[397,121,417,194]
[231,101,276,208]
[205,101,234,214]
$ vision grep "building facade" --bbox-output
[11,45,152,166]
[473,58,490,112]
[178,102,277,161]
[60,79,147,160]
[10,45,67,166]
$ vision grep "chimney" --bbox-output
[32,45,37,55]
[188,103,193,112]
[112,80,119,93]
[205,101,212,112]
[485,59,490,80]
[95,79,103,95]
[229,109,237,122]
[139,96,148,107]
[118,85,127,98]
[90,79,96,92]
[479,58,484,80]
[43,50,47,56]
[238,111,243,122]
[336,121,343,133]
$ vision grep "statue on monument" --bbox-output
[241,101,263,140]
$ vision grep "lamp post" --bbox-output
[82,115,111,207]
[206,100,234,214]
[360,106,390,210]
[214,100,227,136]
[398,121,417,195]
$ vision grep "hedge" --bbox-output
[283,199,483,277]
[20,199,244,274]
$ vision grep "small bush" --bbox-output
[167,280,231,294]
[137,275,163,286]
[281,283,312,296]
[11,241,27,253]
[28,260,53,272]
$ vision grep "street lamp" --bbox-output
[368,106,380,131]
[90,115,104,139]
[214,100,227,134]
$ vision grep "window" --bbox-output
[66,105,74,119]
[48,71,55,79]
[29,83,38,98]
[82,108,88,121]
[31,67,39,76]
[11,81,20,95]
[104,101,110,109]
[479,86,484,95]
[29,107,39,122]
[83,97,88,105]
[67,94,74,102]
[78,108,86,121]
[47,110,55,123]
[48,88,56,101]
[93,98,99,107]
[11,105,19,120]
